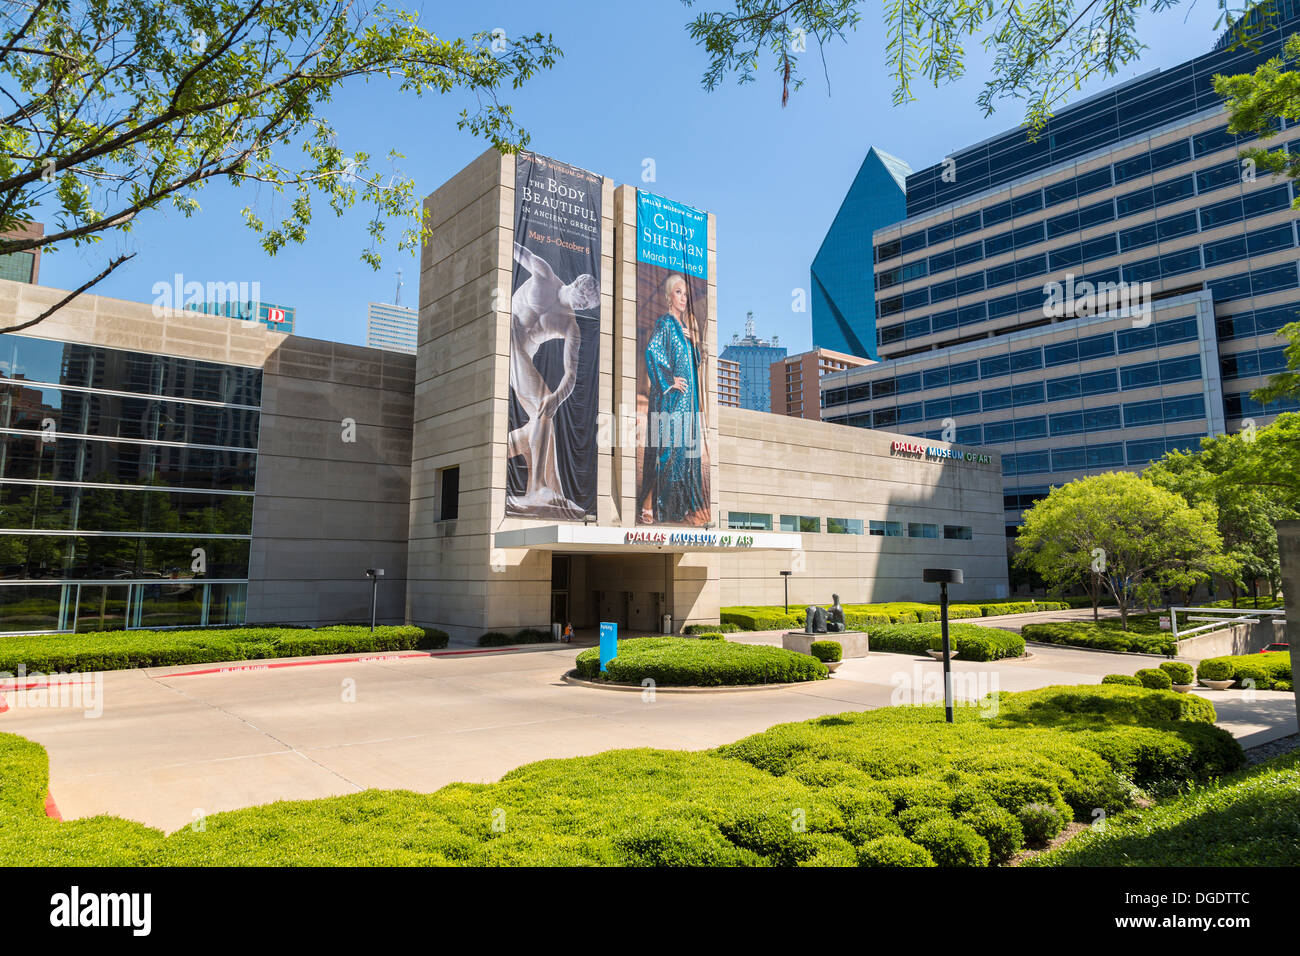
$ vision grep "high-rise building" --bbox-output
[816,9,1300,533]
[812,148,910,358]
[771,348,871,420]
[719,312,786,411]
[718,356,742,407]
[189,299,295,333]
[0,222,43,284]
[367,302,418,354]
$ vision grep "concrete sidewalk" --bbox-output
[1,640,1293,833]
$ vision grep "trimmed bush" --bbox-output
[1136,668,1173,691]
[1101,674,1141,686]
[958,803,1025,864]
[478,631,514,646]
[1196,652,1291,690]
[911,817,990,867]
[1018,801,1066,846]
[684,623,740,634]
[1196,658,1233,682]
[693,632,725,641]
[1021,617,1176,656]
[0,625,447,673]
[868,622,1025,661]
[573,637,827,686]
[718,608,804,631]
[718,601,1069,632]
[1158,661,1194,685]
[479,628,554,647]
[857,835,935,867]
[809,640,842,663]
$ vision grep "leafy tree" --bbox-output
[1218,412,1300,503]
[0,1,560,331]
[1144,433,1297,604]
[1015,472,1228,629]
[684,0,1269,133]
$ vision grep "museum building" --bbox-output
[0,149,1008,639]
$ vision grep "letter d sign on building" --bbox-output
[599,622,618,673]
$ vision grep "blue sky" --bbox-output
[37,1,1230,353]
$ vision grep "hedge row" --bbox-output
[0,683,1244,866]
[478,628,553,647]
[0,625,449,674]
[719,601,1068,632]
[573,637,827,686]
[1196,651,1293,690]
[867,622,1026,661]
[1021,617,1175,656]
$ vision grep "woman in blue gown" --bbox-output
[640,273,708,524]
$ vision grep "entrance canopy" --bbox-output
[494,524,802,553]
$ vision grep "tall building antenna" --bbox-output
[394,268,403,307]
[745,310,755,339]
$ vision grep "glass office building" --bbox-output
[819,8,1300,530]
[719,315,786,411]
[0,334,261,632]
[367,302,419,354]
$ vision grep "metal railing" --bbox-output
[1166,606,1285,641]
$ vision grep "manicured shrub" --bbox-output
[1018,801,1066,846]
[809,640,842,663]
[1196,658,1234,682]
[1159,661,1194,685]
[1021,617,1175,655]
[1136,668,1173,691]
[694,632,725,641]
[0,625,447,673]
[684,622,740,634]
[958,803,1025,864]
[1276,679,1294,692]
[868,622,1024,661]
[480,628,553,646]
[614,818,760,866]
[573,637,827,686]
[896,805,949,837]
[718,608,803,631]
[911,817,990,867]
[857,835,935,867]
[478,631,515,647]
[842,814,903,846]
[1101,674,1141,686]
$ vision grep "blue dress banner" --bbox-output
[599,621,618,672]
[636,191,708,279]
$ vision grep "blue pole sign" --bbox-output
[599,621,618,672]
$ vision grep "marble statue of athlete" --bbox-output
[507,240,599,517]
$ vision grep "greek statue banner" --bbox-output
[506,152,601,519]
[635,191,710,527]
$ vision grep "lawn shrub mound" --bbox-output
[573,637,828,686]
[1021,616,1174,655]
[684,623,741,634]
[0,684,1246,867]
[1136,668,1173,690]
[0,625,448,673]
[868,622,1026,661]
[1101,674,1141,686]
[1036,750,1300,866]
[1195,651,1292,690]
[1159,661,1194,685]
[809,640,842,663]
[719,601,1068,631]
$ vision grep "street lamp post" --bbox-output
[365,568,385,633]
[922,567,964,723]
[780,570,792,613]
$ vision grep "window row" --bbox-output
[0,581,247,634]
[0,383,261,449]
[0,484,253,536]
[1003,431,1205,477]
[0,334,263,407]
[0,534,251,580]
[827,317,1200,409]
[880,115,1284,262]
[1221,346,1289,380]
[724,512,973,540]
[875,183,1294,322]
[1215,303,1299,340]
[1223,390,1300,419]
[0,434,258,491]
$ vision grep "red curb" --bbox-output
[44,792,61,820]
[0,693,6,713]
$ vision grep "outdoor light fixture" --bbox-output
[364,568,385,633]
[780,569,793,613]
[922,567,964,723]
[583,514,596,524]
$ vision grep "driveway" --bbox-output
[1,641,1293,832]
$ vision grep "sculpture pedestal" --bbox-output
[782,631,869,658]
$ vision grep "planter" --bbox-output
[1171,683,1193,694]
[824,660,842,673]
[1200,679,1235,691]
[927,649,959,661]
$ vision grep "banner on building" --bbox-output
[506,152,602,519]
[635,191,711,527]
